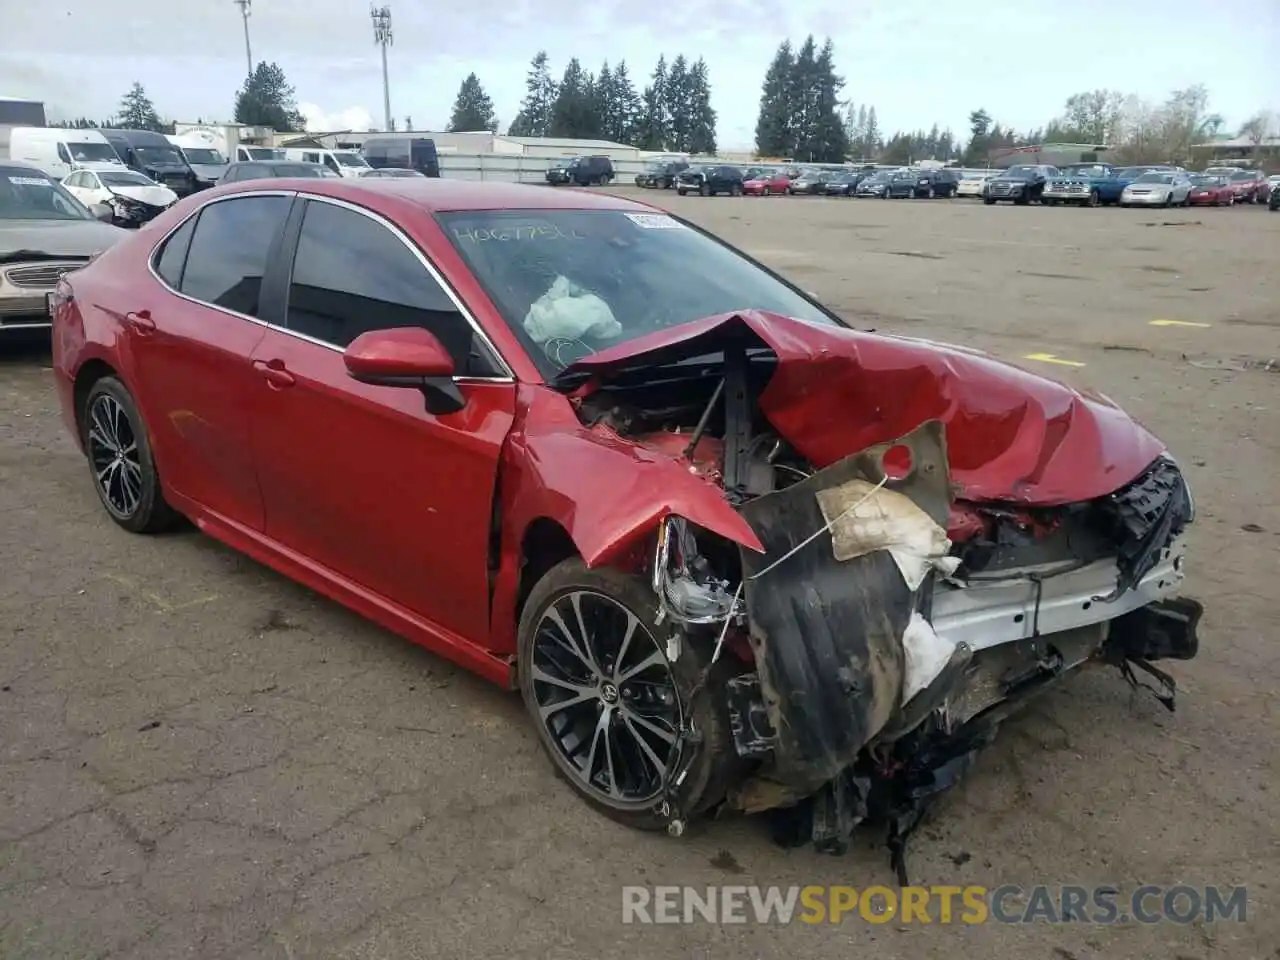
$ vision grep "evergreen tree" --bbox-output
[635,56,670,149]
[548,58,595,138]
[664,55,692,151]
[233,62,304,132]
[754,41,794,156]
[788,37,818,158]
[685,58,717,154]
[611,61,642,143]
[117,83,163,132]
[508,51,558,137]
[592,62,617,141]
[447,73,497,132]
[863,106,881,157]
[802,38,847,162]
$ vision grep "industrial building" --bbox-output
[286,129,641,162]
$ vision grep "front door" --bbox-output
[125,193,294,530]
[247,197,515,645]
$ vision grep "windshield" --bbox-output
[0,168,92,221]
[438,209,841,376]
[182,147,227,164]
[246,147,285,160]
[334,152,370,168]
[1060,165,1110,178]
[99,172,155,187]
[1229,171,1255,181]
[1003,166,1040,179]
[67,141,120,163]
[134,146,185,166]
[1189,175,1221,186]
[1134,173,1174,184]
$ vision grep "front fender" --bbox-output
[485,385,763,657]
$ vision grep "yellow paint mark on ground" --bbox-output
[1023,353,1086,368]
[100,574,219,613]
[1150,319,1212,328]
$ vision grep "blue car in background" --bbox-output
[1042,163,1164,206]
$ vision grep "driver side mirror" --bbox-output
[343,327,465,415]
[88,202,114,222]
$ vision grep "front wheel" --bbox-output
[80,376,179,534]
[699,183,711,197]
[762,186,771,197]
[518,559,734,830]
[984,197,996,205]
[730,183,742,197]
[1088,190,1100,207]
[677,188,687,196]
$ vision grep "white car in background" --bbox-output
[1119,171,1193,208]
[60,169,179,228]
[956,171,999,198]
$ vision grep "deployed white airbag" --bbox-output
[523,275,623,342]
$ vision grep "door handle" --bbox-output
[124,310,156,333]
[252,359,295,388]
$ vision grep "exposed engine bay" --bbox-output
[564,329,1200,880]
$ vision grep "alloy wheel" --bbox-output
[530,590,682,808]
[86,394,143,519]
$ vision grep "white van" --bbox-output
[7,127,127,179]
[236,145,286,162]
[282,147,371,178]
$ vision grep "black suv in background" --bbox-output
[913,168,960,198]
[546,155,615,185]
[984,165,1059,204]
[635,159,689,188]
[676,164,745,196]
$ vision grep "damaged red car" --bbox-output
[50,179,1201,874]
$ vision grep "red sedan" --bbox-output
[742,171,790,196]
[1187,174,1236,206]
[1226,169,1266,203]
[50,178,1201,856]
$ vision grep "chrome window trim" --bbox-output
[144,188,516,383]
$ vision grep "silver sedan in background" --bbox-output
[1120,171,1193,207]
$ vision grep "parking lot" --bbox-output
[2,192,1277,959]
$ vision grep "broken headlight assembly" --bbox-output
[652,515,742,626]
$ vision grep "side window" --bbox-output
[302,152,318,163]
[323,155,340,173]
[179,196,290,317]
[57,143,72,164]
[154,216,197,287]
[65,172,82,188]
[286,200,498,375]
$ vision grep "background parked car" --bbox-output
[1270,183,1280,210]
[886,170,921,198]
[1226,169,1266,203]
[546,155,614,186]
[1187,174,1236,206]
[358,168,426,178]
[913,169,959,198]
[983,165,1059,204]
[1119,171,1193,207]
[1042,163,1120,206]
[634,159,689,189]
[743,170,791,196]
[787,170,831,195]
[0,162,123,339]
[61,169,178,227]
[855,171,893,197]
[955,171,998,198]
[823,172,863,196]
[676,164,744,196]
[219,161,338,183]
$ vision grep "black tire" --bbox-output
[699,182,711,197]
[677,188,687,196]
[517,558,736,831]
[984,197,996,205]
[730,182,742,196]
[80,376,178,534]
[1088,189,1100,207]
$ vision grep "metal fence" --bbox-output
[437,153,1000,184]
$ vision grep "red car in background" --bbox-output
[48,176,1201,864]
[1226,169,1267,203]
[742,170,790,196]
[1187,175,1236,206]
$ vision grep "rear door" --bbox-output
[246,196,515,643]
[126,192,295,529]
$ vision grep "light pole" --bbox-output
[233,0,253,79]
[370,5,393,131]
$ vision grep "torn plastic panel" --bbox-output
[733,421,953,797]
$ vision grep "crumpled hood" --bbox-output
[562,310,1166,505]
[111,184,178,207]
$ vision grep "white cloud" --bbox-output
[298,102,375,133]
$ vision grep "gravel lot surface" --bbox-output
[2,191,1277,959]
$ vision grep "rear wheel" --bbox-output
[518,560,734,830]
[762,186,771,197]
[699,182,711,197]
[730,182,742,197]
[80,377,178,534]
[1088,189,1100,207]
[984,197,996,205]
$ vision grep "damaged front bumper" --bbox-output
[652,422,1200,875]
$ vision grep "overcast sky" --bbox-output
[1,2,1276,149]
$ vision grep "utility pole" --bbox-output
[233,0,253,79]
[370,5,393,131]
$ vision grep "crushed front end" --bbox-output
[560,313,1201,875]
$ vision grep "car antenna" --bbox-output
[683,378,725,462]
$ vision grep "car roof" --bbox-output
[209,178,655,213]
